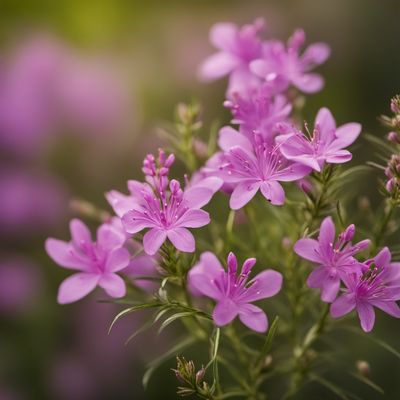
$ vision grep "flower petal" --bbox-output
[218,126,253,153]
[315,107,336,135]
[357,302,376,332]
[209,22,237,50]
[294,238,321,263]
[302,43,331,66]
[318,217,335,254]
[325,150,352,164]
[97,223,126,251]
[167,228,195,253]
[198,52,238,81]
[177,209,210,228]
[238,304,268,332]
[229,181,260,210]
[70,219,92,247]
[241,269,283,302]
[45,239,86,270]
[105,247,130,272]
[188,252,224,300]
[374,247,391,269]
[276,163,311,181]
[371,300,400,318]
[213,298,238,326]
[57,273,99,304]
[330,293,356,318]
[320,275,340,302]
[306,266,328,288]
[260,181,285,205]
[98,273,126,298]
[292,73,324,93]
[122,209,154,234]
[330,123,361,150]
[143,228,167,255]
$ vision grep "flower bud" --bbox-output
[388,131,400,143]
[356,360,370,377]
[195,368,205,384]
[341,224,355,242]
[227,252,238,273]
[391,95,400,114]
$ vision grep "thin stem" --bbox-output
[373,199,396,251]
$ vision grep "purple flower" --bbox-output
[121,150,222,255]
[45,219,130,304]
[295,217,370,302]
[215,127,310,209]
[277,107,362,171]
[198,19,265,98]
[188,252,282,332]
[331,247,400,332]
[250,29,330,94]
[224,88,292,144]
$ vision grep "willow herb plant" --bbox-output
[46,18,400,399]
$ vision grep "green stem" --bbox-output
[283,304,330,399]
[373,199,396,250]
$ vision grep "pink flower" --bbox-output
[198,19,265,97]
[188,252,282,332]
[45,219,130,304]
[295,217,370,302]
[215,127,310,209]
[224,88,292,144]
[121,150,222,255]
[331,247,400,332]
[277,107,362,171]
[250,29,330,94]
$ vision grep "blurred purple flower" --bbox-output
[331,247,400,332]
[0,256,42,314]
[188,252,282,332]
[250,29,330,94]
[215,127,310,209]
[198,19,265,98]
[295,217,370,302]
[277,107,361,171]
[121,150,222,255]
[0,35,129,158]
[45,219,130,304]
[0,168,67,236]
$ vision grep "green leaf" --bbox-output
[157,311,195,334]
[309,373,350,400]
[108,302,161,334]
[255,316,279,369]
[341,326,400,360]
[349,372,384,395]
[142,336,197,389]
[124,317,156,346]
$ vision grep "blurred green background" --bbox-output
[0,0,400,399]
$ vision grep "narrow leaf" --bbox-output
[108,302,161,334]
[142,336,196,388]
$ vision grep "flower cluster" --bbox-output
[44,18,400,400]
[200,20,360,210]
[295,217,400,332]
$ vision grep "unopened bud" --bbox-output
[282,237,292,250]
[195,368,205,384]
[341,224,355,242]
[356,360,370,377]
[388,131,400,143]
[193,139,208,159]
[358,196,370,211]
[391,95,400,114]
